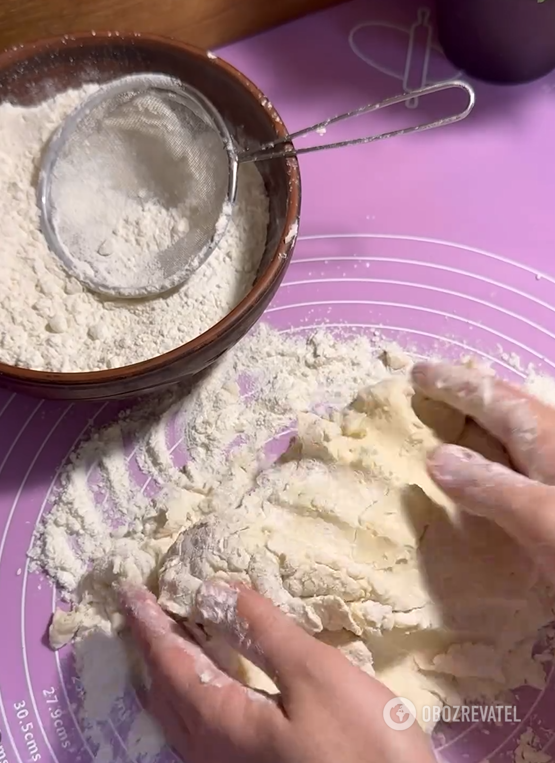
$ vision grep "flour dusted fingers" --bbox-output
[118,580,437,763]
[195,580,334,696]
[412,362,555,484]
[427,444,555,581]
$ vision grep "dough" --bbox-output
[158,378,554,728]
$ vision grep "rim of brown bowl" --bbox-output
[0,32,301,389]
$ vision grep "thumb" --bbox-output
[428,444,555,580]
[195,580,321,696]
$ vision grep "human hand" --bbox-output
[119,581,436,763]
[412,362,555,581]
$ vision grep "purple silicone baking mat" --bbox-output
[2,0,555,761]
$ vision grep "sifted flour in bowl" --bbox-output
[0,86,269,372]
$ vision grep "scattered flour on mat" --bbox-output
[515,729,552,763]
[0,85,268,371]
[31,326,412,755]
[29,324,555,758]
[33,324,399,594]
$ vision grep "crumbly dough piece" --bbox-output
[157,378,554,728]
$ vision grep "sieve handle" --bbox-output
[236,80,475,163]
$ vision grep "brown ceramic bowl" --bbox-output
[0,33,301,400]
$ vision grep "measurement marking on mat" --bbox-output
[12,702,40,762]
[0,728,12,763]
[41,690,70,750]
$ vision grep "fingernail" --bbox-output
[428,444,485,485]
[195,580,239,629]
[115,581,148,609]
[116,584,174,638]
[411,363,431,387]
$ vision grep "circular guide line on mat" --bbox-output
[0,392,16,418]
[276,278,555,345]
[0,399,44,763]
[51,612,95,763]
[267,301,555,370]
[18,404,73,763]
[296,234,555,286]
[20,401,111,763]
[1,399,115,763]
[290,255,555,320]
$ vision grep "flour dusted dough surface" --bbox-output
[157,378,554,727]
